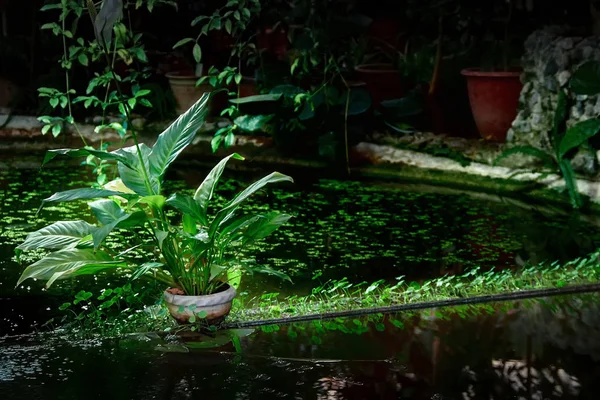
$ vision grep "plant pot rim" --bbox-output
[163,284,236,305]
[354,63,397,74]
[461,68,522,78]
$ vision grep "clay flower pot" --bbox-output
[257,27,289,59]
[238,76,259,98]
[461,68,523,142]
[166,71,212,115]
[163,284,236,324]
[354,63,403,108]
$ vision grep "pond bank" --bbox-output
[2,115,599,209]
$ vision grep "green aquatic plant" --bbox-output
[15,94,294,297]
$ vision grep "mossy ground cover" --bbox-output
[1,166,600,337]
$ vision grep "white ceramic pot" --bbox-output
[163,284,236,324]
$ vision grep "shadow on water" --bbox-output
[1,293,600,399]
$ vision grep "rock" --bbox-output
[510,27,600,174]
[556,71,571,87]
[571,148,598,176]
[131,117,145,130]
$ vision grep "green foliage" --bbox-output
[37,0,170,187]
[230,250,600,324]
[55,283,169,338]
[17,96,294,297]
[558,119,600,160]
[570,61,600,95]
[496,61,600,208]
[213,82,372,165]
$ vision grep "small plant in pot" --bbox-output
[173,0,262,114]
[15,93,294,325]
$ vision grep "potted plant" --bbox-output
[165,61,213,115]
[461,0,523,142]
[172,0,262,114]
[15,93,294,324]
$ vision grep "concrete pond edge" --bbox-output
[2,114,600,209]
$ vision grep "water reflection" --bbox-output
[1,294,599,399]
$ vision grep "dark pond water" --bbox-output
[2,164,600,336]
[1,294,600,399]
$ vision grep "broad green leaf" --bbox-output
[552,90,568,141]
[210,172,293,238]
[94,0,123,45]
[209,264,226,281]
[182,214,197,235]
[113,144,160,196]
[227,266,242,289]
[218,214,262,242]
[570,61,600,95]
[558,119,600,160]
[42,148,133,168]
[103,178,136,194]
[89,199,127,225]
[17,248,125,288]
[558,159,582,209]
[41,188,130,212]
[155,230,168,250]
[240,263,291,283]
[234,114,274,132]
[228,93,282,104]
[193,153,244,216]
[139,195,166,210]
[345,87,371,115]
[173,37,194,49]
[193,43,202,63]
[88,199,146,248]
[131,262,164,281]
[17,221,96,251]
[493,145,555,168]
[269,84,304,99]
[166,193,207,225]
[148,93,211,180]
[241,212,292,247]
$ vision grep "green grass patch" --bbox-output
[228,251,600,323]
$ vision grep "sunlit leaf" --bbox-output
[17,221,96,251]
[148,93,211,180]
[17,249,125,287]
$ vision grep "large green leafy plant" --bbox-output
[16,93,293,296]
[495,61,600,208]
[37,0,176,187]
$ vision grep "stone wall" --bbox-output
[508,27,600,174]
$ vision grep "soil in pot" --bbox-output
[354,63,403,109]
[164,284,237,325]
[166,71,213,115]
[461,68,523,142]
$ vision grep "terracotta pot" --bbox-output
[238,77,259,98]
[163,284,236,324]
[461,68,522,142]
[166,71,212,115]
[0,78,18,108]
[257,27,289,59]
[354,63,403,108]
